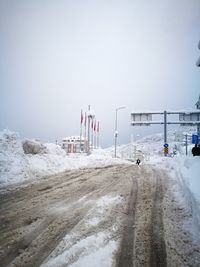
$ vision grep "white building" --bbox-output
[62,136,86,153]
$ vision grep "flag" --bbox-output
[97,121,99,132]
[94,121,96,132]
[91,119,93,129]
[80,110,83,124]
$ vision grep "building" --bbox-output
[62,136,86,153]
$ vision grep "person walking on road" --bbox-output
[136,159,141,165]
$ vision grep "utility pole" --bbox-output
[87,106,95,155]
[114,109,118,158]
[114,106,126,157]
[185,134,188,156]
[164,110,167,144]
[163,110,168,156]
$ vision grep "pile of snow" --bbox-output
[0,130,28,185]
[0,130,129,187]
[183,157,200,204]
[22,139,47,154]
[157,155,200,241]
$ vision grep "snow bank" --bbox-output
[158,156,200,241]
[0,130,129,187]
[0,130,28,185]
[183,157,200,198]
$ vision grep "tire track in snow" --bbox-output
[150,173,167,267]
[0,165,131,267]
[116,175,138,267]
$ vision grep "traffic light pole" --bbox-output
[164,111,167,143]
[164,110,168,156]
[185,134,188,156]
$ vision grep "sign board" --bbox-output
[179,112,200,125]
[131,113,152,126]
[164,143,168,148]
[131,113,152,122]
[192,134,199,144]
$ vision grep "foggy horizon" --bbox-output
[0,0,200,147]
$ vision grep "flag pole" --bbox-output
[87,105,91,154]
[84,112,87,152]
[80,109,83,153]
[91,118,93,150]
[94,120,96,149]
[97,121,99,148]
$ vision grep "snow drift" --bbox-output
[0,130,128,186]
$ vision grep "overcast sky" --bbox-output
[0,0,200,147]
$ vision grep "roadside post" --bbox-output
[185,134,188,156]
[164,110,168,156]
[164,143,169,156]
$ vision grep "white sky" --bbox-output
[0,0,200,147]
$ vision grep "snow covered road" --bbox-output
[0,164,200,267]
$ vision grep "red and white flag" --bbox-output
[94,121,96,132]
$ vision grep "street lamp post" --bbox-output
[114,106,126,157]
[87,105,95,155]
